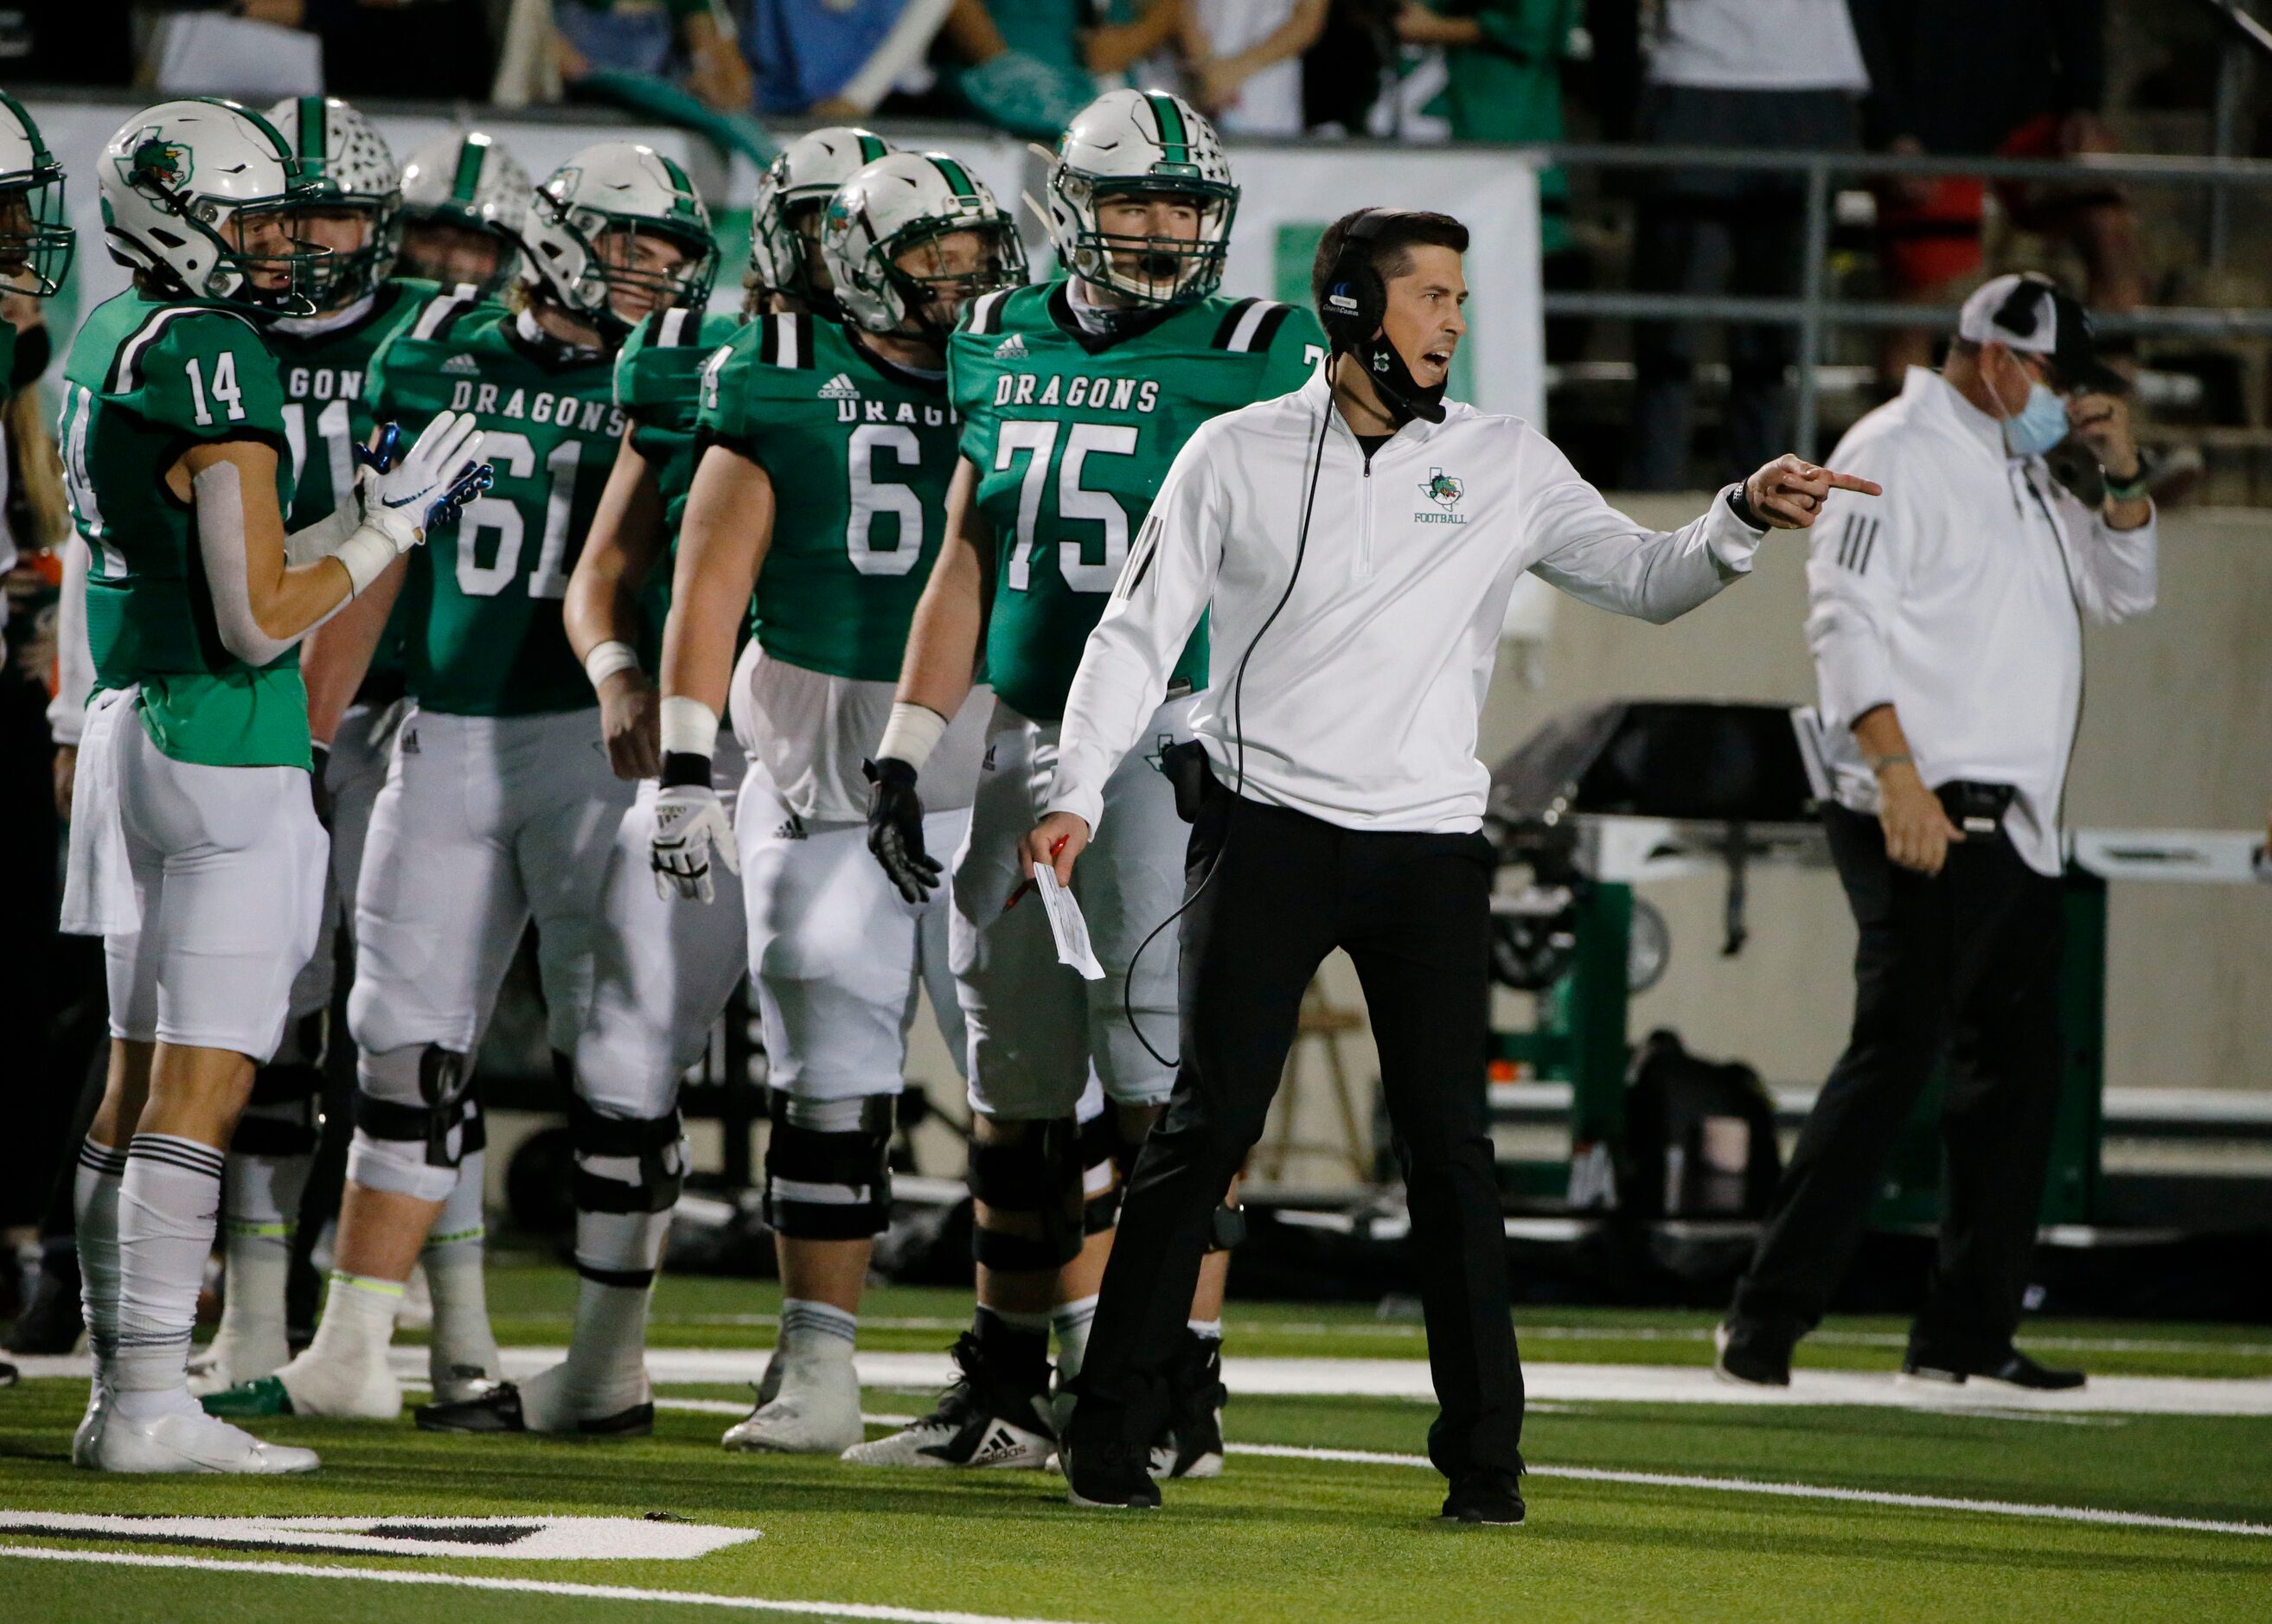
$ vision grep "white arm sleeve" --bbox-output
[1520,429,1763,624]
[1802,440,1909,731]
[48,532,94,745]
[194,460,347,667]
[2051,480,2158,627]
[284,479,362,567]
[1046,430,1228,834]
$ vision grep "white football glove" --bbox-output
[650,784,741,904]
[363,409,493,553]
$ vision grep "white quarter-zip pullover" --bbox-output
[1046,369,1767,835]
[1806,367,2158,876]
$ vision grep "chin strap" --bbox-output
[1349,329,1447,425]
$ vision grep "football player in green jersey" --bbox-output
[60,97,487,1474]
[159,93,433,1402]
[643,150,1025,1456]
[746,125,893,318]
[856,88,1326,1474]
[208,142,720,1429]
[394,129,530,301]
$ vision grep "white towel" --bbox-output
[60,687,142,939]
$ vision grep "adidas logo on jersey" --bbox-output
[817,373,860,400]
[992,333,1028,361]
[441,354,481,376]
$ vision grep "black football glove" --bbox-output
[865,757,939,904]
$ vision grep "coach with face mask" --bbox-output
[1017,208,1877,1519]
[1716,273,2157,1393]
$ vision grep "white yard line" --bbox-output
[1225,1442,2272,1539]
[0,1547,1090,1624]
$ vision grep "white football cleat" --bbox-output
[71,1384,111,1469]
[722,1354,862,1455]
[92,1407,319,1474]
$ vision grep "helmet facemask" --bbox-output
[292,196,400,310]
[0,169,73,298]
[1058,172,1234,309]
[532,194,718,339]
[873,218,1027,345]
[748,196,835,317]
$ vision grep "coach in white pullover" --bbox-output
[1718,273,2155,1397]
[1027,209,1873,1521]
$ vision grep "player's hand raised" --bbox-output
[865,757,939,904]
[650,783,739,904]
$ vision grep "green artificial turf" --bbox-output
[4,1270,2269,1622]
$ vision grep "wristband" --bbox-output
[584,639,641,692]
[2103,461,2152,503]
[1725,482,1768,532]
[875,701,949,772]
[659,694,719,758]
[333,526,400,597]
[661,751,713,790]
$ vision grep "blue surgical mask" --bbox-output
[2000,380,2070,458]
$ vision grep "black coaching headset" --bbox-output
[1122,208,1443,1067]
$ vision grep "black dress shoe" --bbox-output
[1902,1347,2086,1391]
[1713,1320,1793,1387]
[1440,1468,1526,1526]
[416,1380,658,1435]
[1064,1435,1163,1510]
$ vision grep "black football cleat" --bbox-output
[1901,1346,2086,1392]
[1712,1319,1793,1388]
[1152,1329,1227,1480]
[1440,1467,1526,1526]
[1064,1435,1163,1510]
[414,1380,656,1435]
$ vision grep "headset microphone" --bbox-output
[1320,209,1446,425]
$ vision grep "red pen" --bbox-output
[1003,835,1068,913]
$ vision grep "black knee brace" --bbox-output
[355,1045,483,1169]
[762,1092,893,1240]
[233,1063,323,1156]
[968,1118,1084,1273]
[569,1096,687,1216]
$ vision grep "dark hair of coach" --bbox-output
[1021,206,1878,1521]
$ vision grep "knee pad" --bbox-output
[967,1116,1084,1272]
[570,1096,687,1218]
[762,1091,892,1241]
[346,1044,481,1202]
[230,1067,321,1158]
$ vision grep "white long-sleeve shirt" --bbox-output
[1806,367,2158,876]
[1046,369,1766,836]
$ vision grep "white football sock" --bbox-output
[112,1135,225,1418]
[212,1122,310,1379]
[1052,1294,1098,1383]
[279,1269,401,1411]
[74,1138,128,1390]
[1187,1317,1223,1340]
[424,1150,500,1391]
[518,1209,670,1429]
[778,1297,858,1361]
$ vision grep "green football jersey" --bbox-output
[616,305,741,540]
[58,291,309,769]
[271,277,440,690]
[368,295,633,717]
[951,278,1328,723]
[697,313,963,685]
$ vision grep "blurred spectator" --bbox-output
[938,0,1189,137]
[1396,3,1580,251]
[1625,0,1868,489]
[7,0,137,86]
[554,0,752,112]
[1186,0,1327,136]
[746,0,956,116]
[1851,0,2144,386]
[226,0,499,101]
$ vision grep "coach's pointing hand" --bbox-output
[1743,454,1882,529]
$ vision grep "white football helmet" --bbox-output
[398,130,530,299]
[266,94,400,304]
[822,151,1027,342]
[99,97,325,316]
[748,125,893,314]
[522,142,718,338]
[1042,88,1237,308]
[0,87,73,297]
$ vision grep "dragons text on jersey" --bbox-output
[950,279,1325,724]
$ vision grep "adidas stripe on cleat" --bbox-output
[840,1333,1056,1470]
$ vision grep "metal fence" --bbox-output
[1520,141,2272,457]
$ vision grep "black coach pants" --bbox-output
[1731,805,2066,1361]
[1070,784,1525,1480]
